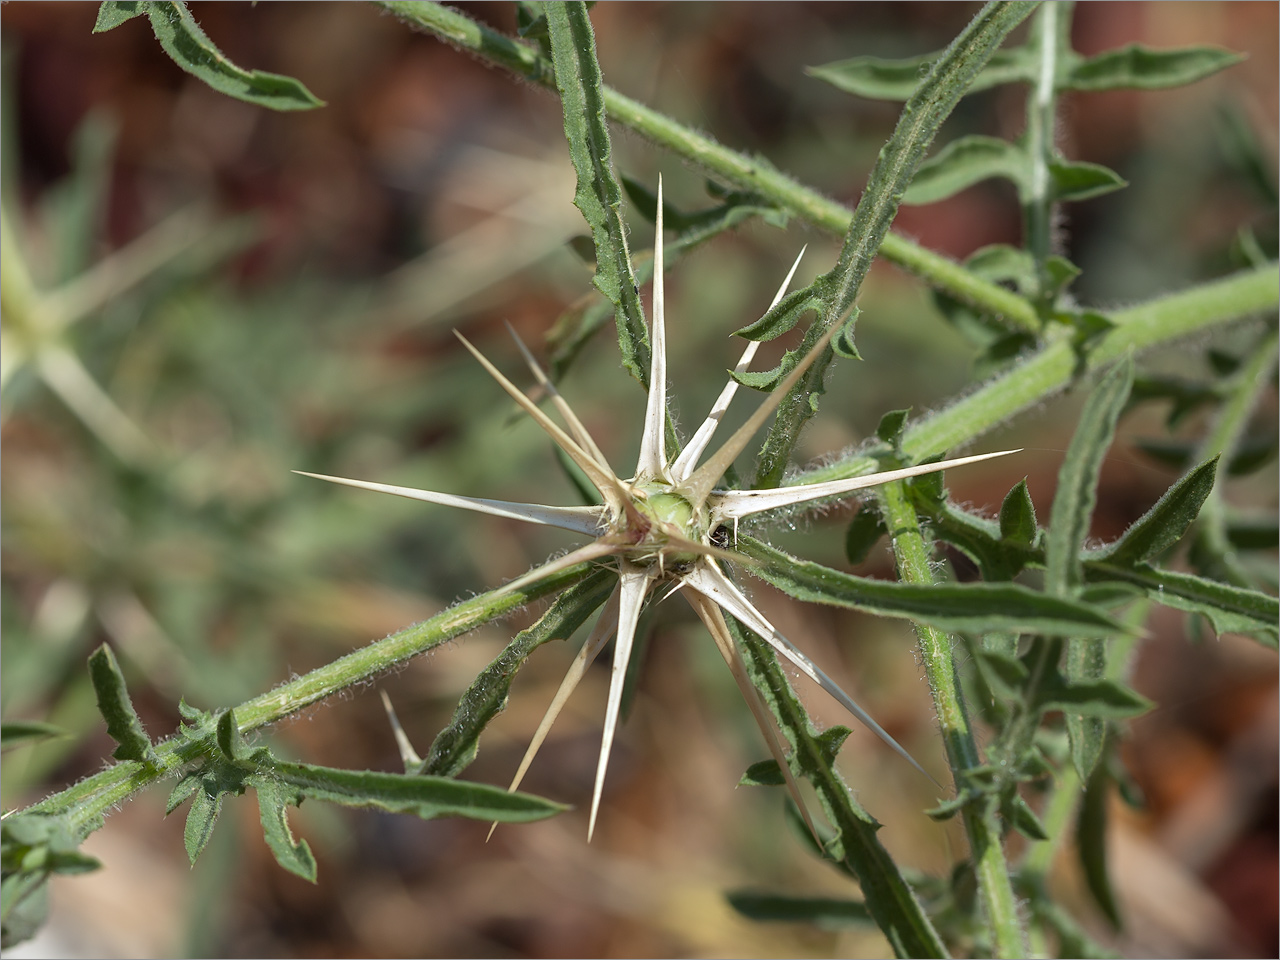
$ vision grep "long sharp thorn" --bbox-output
[680,304,844,509]
[488,587,622,842]
[686,593,819,843]
[455,331,634,512]
[713,449,1021,520]
[685,562,936,784]
[672,246,807,481]
[504,320,614,473]
[293,471,607,535]
[380,690,423,772]
[588,567,651,841]
[635,176,668,480]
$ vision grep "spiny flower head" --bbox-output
[298,180,1016,840]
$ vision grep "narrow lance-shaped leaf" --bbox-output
[1044,356,1134,778]
[1077,763,1122,929]
[1065,43,1245,91]
[753,0,1038,487]
[544,1,650,385]
[903,135,1027,205]
[806,47,1035,101]
[86,644,159,767]
[727,892,874,928]
[737,536,1126,639]
[1098,457,1220,566]
[0,722,67,751]
[94,1,324,111]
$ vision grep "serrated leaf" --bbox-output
[726,891,873,928]
[807,47,1033,101]
[119,1,323,111]
[999,479,1038,546]
[422,571,614,777]
[1078,762,1122,929]
[254,779,317,882]
[183,785,223,865]
[740,726,851,787]
[545,1,649,385]
[92,1,144,32]
[904,135,1026,205]
[1048,159,1127,203]
[734,285,824,342]
[1066,43,1245,92]
[1099,458,1219,565]
[738,536,1125,638]
[86,644,159,767]
[845,504,887,565]
[0,722,67,751]
[165,773,202,815]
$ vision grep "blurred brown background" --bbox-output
[2,3,1276,957]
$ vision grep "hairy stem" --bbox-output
[372,0,1040,333]
[878,481,1027,958]
[795,263,1279,485]
[21,563,596,830]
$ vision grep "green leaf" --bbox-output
[545,1,649,386]
[740,726,851,787]
[1046,357,1134,596]
[1078,762,1122,929]
[807,47,1034,101]
[422,571,615,777]
[1048,159,1127,203]
[183,784,224,865]
[92,1,144,32]
[113,1,323,111]
[0,722,67,751]
[733,284,825,342]
[262,758,566,824]
[876,408,911,446]
[1066,43,1245,92]
[904,135,1026,205]
[254,779,317,882]
[1003,791,1048,841]
[1021,638,1153,720]
[1088,562,1279,646]
[727,891,873,928]
[1099,458,1219,566]
[737,536,1125,639]
[999,479,1038,547]
[845,504,887,565]
[165,772,202,815]
[86,644,159,767]
[729,618,947,959]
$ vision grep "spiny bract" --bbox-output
[298,179,1016,840]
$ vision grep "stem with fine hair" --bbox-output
[878,480,1028,958]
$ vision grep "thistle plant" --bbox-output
[2,2,1276,957]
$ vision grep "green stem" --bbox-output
[372,0,1040,334]
[879,481,1027,958]
[1191,327,1279,585]
[795,263,1279,485]
[21,563,596,831]
[1023,2,1069,315]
